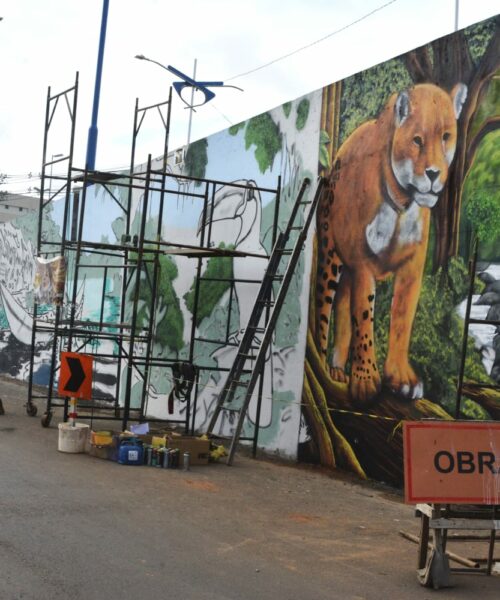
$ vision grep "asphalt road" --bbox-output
[0,376,498,600]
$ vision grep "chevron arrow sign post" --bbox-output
[58,352,93,400]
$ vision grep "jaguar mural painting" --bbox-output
[315,83,467,405]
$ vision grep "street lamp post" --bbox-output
[86,0,110,171]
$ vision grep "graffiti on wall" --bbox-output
[0,220,37,376]
[0,201,120,393]
[302,15,500,484]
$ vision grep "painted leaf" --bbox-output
[295,99,310,131]
[319,144,330,168]
[320,130,331,145]
[244,113,282,174]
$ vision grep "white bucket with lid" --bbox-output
[58,422,90,453]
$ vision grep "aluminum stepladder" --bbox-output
[206,176,327,464]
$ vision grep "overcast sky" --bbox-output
[0,0,498,193]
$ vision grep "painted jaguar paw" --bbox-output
[329,367,349,384]
[349,370,381,405]
[383,362,423,400]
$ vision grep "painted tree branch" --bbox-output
[446,20,500,257]
[465,116,500,175]
[432,30,473,90]
[304,322,452,484]
[303,239,452,484]
[461,383,500,420]
[305,359,366,478]
[302,375,336,467]
[404,47,434,83]
[403,19,500,265]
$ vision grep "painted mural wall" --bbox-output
[120,91,323,458]
[0,16,498,483]
[0,217,37,379]
[302,15,500,484]
[0,199,123,394]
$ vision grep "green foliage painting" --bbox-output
[228,122,245,136]
[244,113,282,174]
[319,130,331,169]
[339,58,412,144]
[184,244,234,326]
[464,129,500,245]
[185,139,208,184]
[134,253,184,354]
[295,99,310,131]
[372,258,490,416]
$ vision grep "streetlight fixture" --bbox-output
[135,54,243,145]
[135,54,242,109]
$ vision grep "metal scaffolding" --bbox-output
[26,75,281,442]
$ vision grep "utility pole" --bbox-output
[187,58,197,146]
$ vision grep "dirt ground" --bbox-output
[0,376,498,600]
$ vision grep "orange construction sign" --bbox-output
[403,421,500,505]
[58,352,93,400]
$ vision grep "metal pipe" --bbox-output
[187,58,197,145]
[455,237,478,418]
[122,154,153,430]
[399,530,479,569]
[85,0,110,170]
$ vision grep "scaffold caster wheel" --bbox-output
[41,412,52,428]
[26,403,38,417]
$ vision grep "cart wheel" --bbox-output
[26,403,38,417]
[41,412,52,428]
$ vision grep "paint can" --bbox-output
[157,448,164,467]
[169,448,178,469]
[146,445,152,466]
[183,451,190,471]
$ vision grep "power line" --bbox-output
[225,0,399,82]
[2,3,401,176]
[209,103,234,126]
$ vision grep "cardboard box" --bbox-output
[89,432,121,461]
[152,435,168,448]
[89,444,112,460]
[91,430,114,446]
[166,435,210,465]
[134,428,170,447]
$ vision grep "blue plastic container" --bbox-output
[118,439,144,465]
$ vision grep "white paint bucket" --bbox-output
[58,422,90,453]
